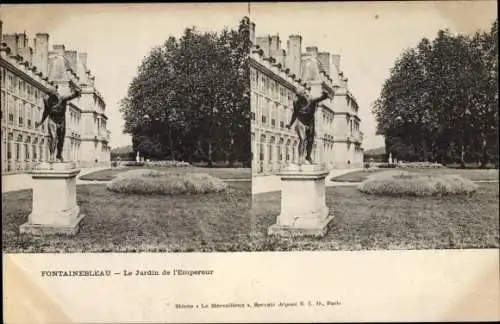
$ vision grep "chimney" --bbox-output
[305,46,318,57]
[270,35,280,58]
[317,52,330,75]
[256,36,271,57]
[16,32,28,59]
[26,47,33,66]
[286,35,302,78]
[278,49,286,68]
[249,22,256,46]
[332,54,340,70]
[65,50,77,72]
[33,33,49,76]
[3,34,17,56]
[78,52,88,67]
[0,20,3,43]
[53,44,65,55]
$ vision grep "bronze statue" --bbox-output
[286,90,329,165]
[35,87,82,162]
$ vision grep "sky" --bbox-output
[0,3,249,148]
[250,1,497,149]
[0,2,497,150]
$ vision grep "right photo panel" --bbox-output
[250,1,499,249]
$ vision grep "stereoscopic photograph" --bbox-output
[1,4,252,253]
[1,1,499,323]
[1,1,499,253]
[250,1,498,251]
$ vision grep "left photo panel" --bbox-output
[1,4,252,253]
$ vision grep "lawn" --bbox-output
[252,183,499,250]
[3,182,498,252]
[2,182,252,253]
[80,166,251,181]
[331,168,499,183]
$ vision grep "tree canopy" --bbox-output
[120,17,251,166]
[373,19,498,167]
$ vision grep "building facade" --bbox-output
[0,21,111,174]
[250,21,364,175]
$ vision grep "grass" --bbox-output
[331,167,499,183]
[107,169,227,195]
[3,182,498,252]
[80,166,251,181]
[358,171,478,196]
[251,183,499,250]
[2,182,251,253]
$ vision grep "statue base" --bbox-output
[20,162,85,236]
[268,163,334,238]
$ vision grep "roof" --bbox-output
[47,54,73,81]
[300,55,322,82]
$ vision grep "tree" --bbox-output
[374,20,498,167]
[120,17,251,166]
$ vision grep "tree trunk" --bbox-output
[480,136,488,169]
[422,136,429,162]
[168,126,175,161]
[207,140,213,167]
[460,143,466,168]
[228,132,235,167]
[207,106,214,167]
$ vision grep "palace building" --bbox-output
[0,21,111,174]
[250,20,364,174]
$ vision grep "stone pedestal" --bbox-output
[268,163,334,237]
[20,162,85,235]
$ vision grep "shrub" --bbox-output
[358,170,478,196]
[364,162,370,169]
[146,160,191,167]
[107,169,227,195]
[123,161,145,167]
[397,161,444,169]
[111,161,118,167]
[378,163,397,168]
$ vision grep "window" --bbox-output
[251,112,255,120]
[1,90,5,118]
[251,69,257,85]
[15,143,20,161]
[25,143,29,160]
[271,119,275,127]
[7,142,12,159]
[262,115,267,124]
[8,75,14,90]
[280,121,284,128]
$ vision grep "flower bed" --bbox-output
[358,170,478,196]
[107,169,227,195]
[397,162,444,169]
[146,160,191,167]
